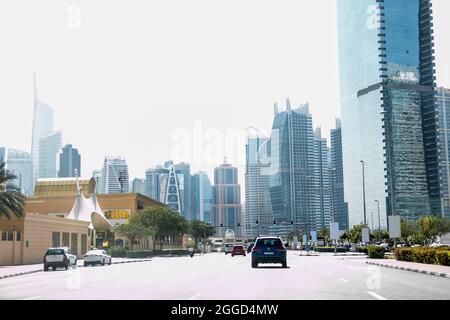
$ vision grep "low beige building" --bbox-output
[0,213,90,265]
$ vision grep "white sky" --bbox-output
[1,0,449,189]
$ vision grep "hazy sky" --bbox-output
[1,0,449,188]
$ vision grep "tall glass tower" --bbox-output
[58,144,81,178]
[191,172,213,223]
[337,0,439,227]
[437,87,450,218]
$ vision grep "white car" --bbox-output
[44,247,77,271]
[84,249,112,267]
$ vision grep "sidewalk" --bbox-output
[366,259,450,279]
[0,257,152,280]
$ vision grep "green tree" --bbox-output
[371,229,389,243]
[418,216,450,246]
[0,162,25,219]
[318,228,330,245]
[347,225,364,244]
[189,220,214,247]
[400,219,418,245]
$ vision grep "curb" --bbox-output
[366,261,450,279]
[0,259,152,280]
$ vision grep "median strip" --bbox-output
[366,261,450,279]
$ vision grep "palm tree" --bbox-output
[0,162,25,219]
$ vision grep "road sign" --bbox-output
[389,215,401,239]
[330,222,340,240]
[362,228,370,243]
[310,231,317,243]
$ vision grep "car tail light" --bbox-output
[63,255,68,262]
[252,246,262,252]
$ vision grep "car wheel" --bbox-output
[282,261,287,268]
[52,266,57,271]
[102,259,105,266]
[44,265,49,272]
[84,263,88,267]
[108,258,112,265]
[252,261,258,268]
[65,261,69,270]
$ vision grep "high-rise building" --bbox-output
[99,157,129,194]
[337,0,439,227]
[92,169,101,193]
[58,144,81,178]
[6,149,33,196]
[31,78,55,191]
[269,100,315,235]
[131,178,147,195]
[145,166,169,201]
[330,119,349,230]
[245,127,273,239]
[38,131,62,179]
[191,172,213,223]
[0,147,5,164]
[311,128,332,231]
[212,160,242,237]
[437,87,450,218]
[174,162,192,220]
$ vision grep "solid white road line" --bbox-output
[339,278,348,283]
[367,291,388,300]
[188,292,203,300]
[21,296,43,300]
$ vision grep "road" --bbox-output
[0,252,449,300]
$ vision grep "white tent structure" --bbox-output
[67,176,111,231]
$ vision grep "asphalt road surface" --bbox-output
[1,252,449,300]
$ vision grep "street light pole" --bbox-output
[360,160,367,226]
[375,200,381,230]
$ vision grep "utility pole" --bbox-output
[375,200,381,230]
[360,160,367,226]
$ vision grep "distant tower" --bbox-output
[59,144,81,178]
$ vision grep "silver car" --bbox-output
[84,249,112,267]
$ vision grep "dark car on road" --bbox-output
[251,237,287,268]
[231,245,246,257]
[246,243,254,253]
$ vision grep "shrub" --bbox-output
[356,246,368,254]
[314,247,347,253]
[435,251,450,266]
[109,246,127,258]
[367,246,385,259]
[395,247,450,266]
[126,250,153,259]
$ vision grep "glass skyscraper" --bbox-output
[269,100,314,234]
[131,178,147,195]
[245,128,273,239]
[191,172,213,223]
[437,87,450,218]
[330,119,349,230]
[212,161,242,238]
[99,157,129,194]
[38,131,62,179]
[6,149,33,196]
[58,144,81,178]
[337,0,439,227]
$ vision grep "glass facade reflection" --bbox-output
[437,88,450,218]
[337,0,439,227]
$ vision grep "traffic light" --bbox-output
[273,220,276,225]
[237,223,240,227]
[291,221,294,225]
[220,223,223,227]
[256,220,259,225]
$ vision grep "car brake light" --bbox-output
[252,246,262,252]
[63,255,68,262]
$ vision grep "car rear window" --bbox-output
[234,246,243,249]
[46,249,64,255]
[256,239,282,247]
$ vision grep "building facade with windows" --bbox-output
[437,87,450,218]
[191,172,213,223]
[6,148,33,196]
[337,0,439,227]
[212,161,242,238]
[99,157,129,194]
[38,131,62,179]
[59,144,81,178]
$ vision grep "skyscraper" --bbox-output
[58,144,81,178]
[245,127,273,239]
[311,128,332,231]
[145,166,169,201]
[131,178,147,195]
[437,87,450,218]
[269,100,314,235]
[337,0,439,227]
[99,157,129,194]
[174,162,192,220]
[330,119,349,231]
[92,169,101,193]
[212,160,242,238]
[6,149,33,196]
[31,78,55,191]
[191,172,213,223]
[38,131,62,179]
[0,147,5,164]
